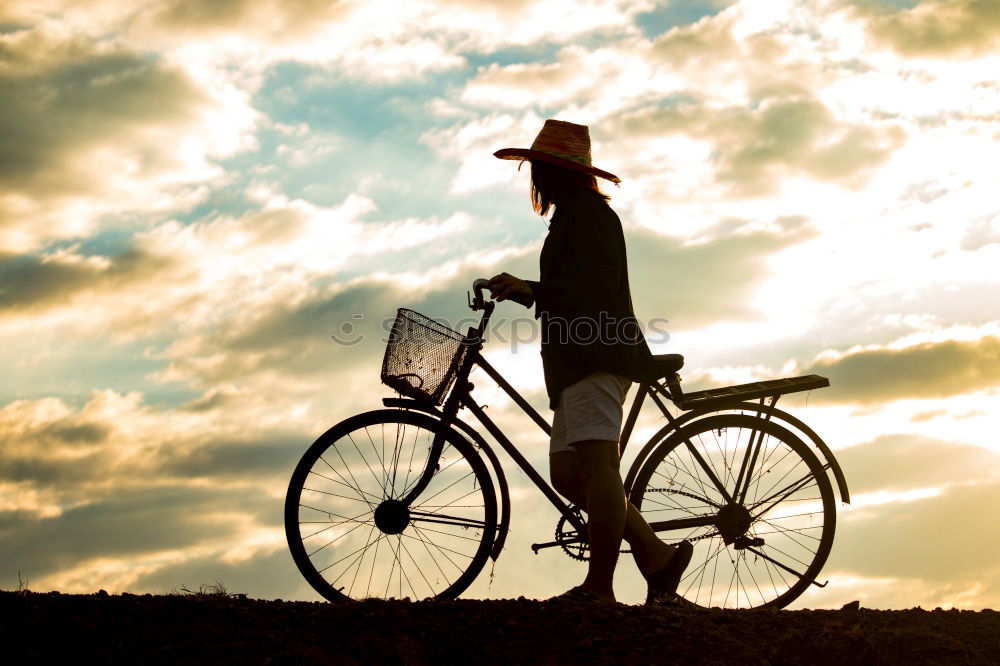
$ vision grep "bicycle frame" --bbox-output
[389,298,729,554]
[389,290,849,571]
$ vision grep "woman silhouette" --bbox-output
[487,119,692,604]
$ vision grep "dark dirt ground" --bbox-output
[3,590,1000,665]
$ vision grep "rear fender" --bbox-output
[624,401,849,504]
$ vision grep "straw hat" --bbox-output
[494,119,621,183]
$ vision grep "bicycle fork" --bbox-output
[398,327,482,508]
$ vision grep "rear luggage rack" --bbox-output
[674,374,829,411]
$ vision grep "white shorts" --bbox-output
[549,371,632,455]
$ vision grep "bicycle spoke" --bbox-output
[409,510,487,530]
[319,530,389,575]
[400,424,422,498]
[299,504,374,528]
[408,523,454,589]
[411,468,477,508]
[346,523,377,598]
[747,448,802,506]
[385,534,419,600]
[408,523,484,544]
[680,436,722,501]
[750,471,818,518]
[288,412,496,602]
[406,529,465,576]
[307,469,381,504]
[752,521,822,540]
[399,447,468,500]
[399,536,435,598]
[746,434,787,502]
[317,456,380,506]
[347,431,389,498]
[366,525,383,598]
[306,517,374,558]
[363,426,388,487]
[742,552,768,607]
[681,537,724,605]
[634,414,835,609]
[301,484,374,504]
[723,552,739,608]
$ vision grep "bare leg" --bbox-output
[570,439,627,600]
[550,451,676,579]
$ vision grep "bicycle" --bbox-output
[285,279,851,609]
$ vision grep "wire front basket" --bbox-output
[381,308,469,405]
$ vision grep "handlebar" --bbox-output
[469,277,533,311]
[473,278,490,306]
[469,278,491,311]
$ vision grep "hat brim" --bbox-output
[494,148,621,184]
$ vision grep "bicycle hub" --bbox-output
[374,499,411,535]
[715,503,752,545]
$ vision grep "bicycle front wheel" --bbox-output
[285,409,497,602]
[629,413,836,609]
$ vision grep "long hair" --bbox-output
[530,160,609,217]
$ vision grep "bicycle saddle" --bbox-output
[645,353,684,381]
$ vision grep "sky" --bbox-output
[2,0,1000,609]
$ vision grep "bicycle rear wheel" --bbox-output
[285,409,497,602]
[629,413,836,609]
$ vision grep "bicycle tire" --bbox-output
[285,409,497,602]
[628,413,836,609]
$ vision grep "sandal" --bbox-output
[645,540,693,606]
[549,586,607,603]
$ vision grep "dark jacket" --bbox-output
[525,189,653,409]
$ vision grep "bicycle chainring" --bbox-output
[555,510,590,561]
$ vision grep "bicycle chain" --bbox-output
[644,486,724,509]
[556,489,721,561]
[639,487,722,545]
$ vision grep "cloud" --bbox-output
[0,248,174,313]
[153,243,539,387]
[146,213,817,391]
[628,216,819,329]
[141,0,647,67]
[421,113,547,194]
[834,433,999,495]
[4,0,652,87]
[834,476,1000,583]
[0,191,477,348]
[459,43,651,111]
[148,0,351,39]
[433,4,921,202]
[848,0,1000,57]
[806,336,1000,404]
[648,4,748,64]
[810,432,1000,606]
[0,388,307,493]
[122,546,309,599]
[613,89,906,197]
[153,435,303,481]
[0,26,256,252]
[0,385,309,591]
[960,213,1000,251]
[0,484,278,583]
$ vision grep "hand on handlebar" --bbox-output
[485,272,534,307]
